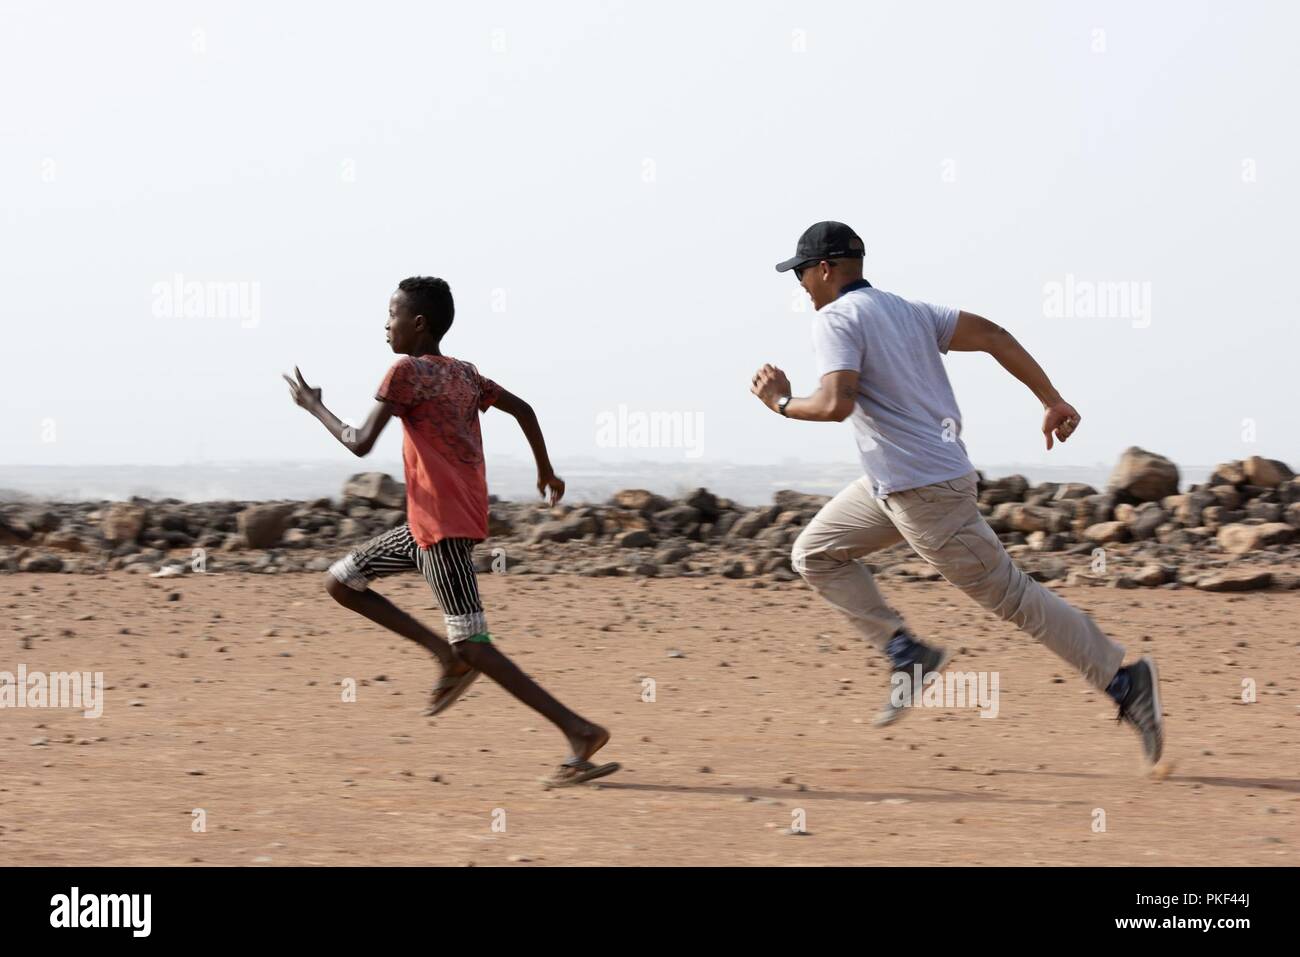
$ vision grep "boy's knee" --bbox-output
[323,572,357,604]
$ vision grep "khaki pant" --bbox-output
[791,471,1124,690]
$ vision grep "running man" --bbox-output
[284,276,617,786]
[751,221,1163,764]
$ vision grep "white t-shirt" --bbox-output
[810,281,974,497]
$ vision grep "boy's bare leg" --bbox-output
[453,640,609,761]
[323,574,469,676]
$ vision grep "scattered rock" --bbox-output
[1195,571,1273,593]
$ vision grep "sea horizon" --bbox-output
[0,457,1218,507]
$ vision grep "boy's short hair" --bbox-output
[398,276,454,340]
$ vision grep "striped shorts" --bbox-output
[328,525,488,642]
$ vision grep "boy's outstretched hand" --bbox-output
[538,472,565,507]
[283,366,322,413]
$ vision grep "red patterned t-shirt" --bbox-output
[375,355,502,547]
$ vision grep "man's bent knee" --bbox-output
[791,530,816,579]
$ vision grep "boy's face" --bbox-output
[385,290,422,354]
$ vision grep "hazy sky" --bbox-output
[4,0,1296,476]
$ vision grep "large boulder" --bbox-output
[102,503,148,544]
[1076,492,1117,527]
[19,553,64,573]
[530,510,599,544]
[994,504,1071,534]
[1174,490,1216,527]
[772,490,832,512]
[237,503,295,549]
[1202,505,1247,528]
[43,524,102,552]
[684,488,721,521]
[1052,483,1097,501]
[487,508,514,537]
[1216,522,1294,555]
[609,489,670,514]
[1208,460,1247,486]
[1128,503,1169,542]
[1245,502,1283,523]
[727,507,778,539]
[617,529,655,548]
[0,515,34,545]
[978,474,1030,507]
[1242,456,1295,489]
[342,472,406,510]
[1107,447,1180,502]
[1207,486,1242,510]
[653,504,702,534]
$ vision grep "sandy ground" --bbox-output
[3,568,1297,866]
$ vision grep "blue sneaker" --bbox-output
[874,641,952,728]
[1114,657,1164,764]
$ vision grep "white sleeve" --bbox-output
[920,302,960,353]
[810,308,864,377]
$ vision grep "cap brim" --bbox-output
[774,255,806,273]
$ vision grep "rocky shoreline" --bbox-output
[3,448,1298,593]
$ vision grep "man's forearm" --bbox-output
[780,394,842,422]
[988,332,1062,407]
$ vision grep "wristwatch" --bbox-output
[777,396,792,417]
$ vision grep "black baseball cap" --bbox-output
[774,221,866,273]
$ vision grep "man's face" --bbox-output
[796,261,837,310]
[385,290,421,354]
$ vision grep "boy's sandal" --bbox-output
[541,759,621,789]
[424,668,481,716]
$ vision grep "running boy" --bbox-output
[283,276,617,787]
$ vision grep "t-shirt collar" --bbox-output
[836,278,872,299]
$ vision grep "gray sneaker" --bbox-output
[874,644,952,728]
[1114,656,1164,764]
